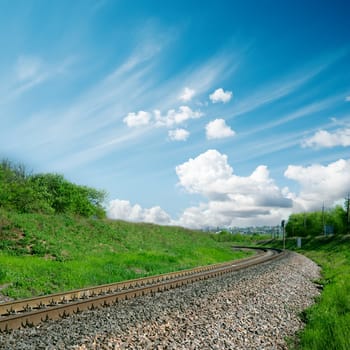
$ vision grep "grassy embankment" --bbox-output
[0,209,254,299]
[261,235,350,350]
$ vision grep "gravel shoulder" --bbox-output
[0,252,320,350]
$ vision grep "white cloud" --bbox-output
[179,87,195,102]
[168,128,190,141]
[154,106,203,127]
[107,199,172,225]
[4,55,74,103]
[229,51,346,120]
[177,203,288,229]
[106,156,350,230]
[206,119,235,139]
[123,106,203,129]
[241,95,341,138]
[302,128,350,148]
[284,158,350,211]
[209,88,232,103]
[15,55,43,81]
[345,96,350,102]
[176,150,233,195]
[1,32,235,176]
[123,111,151,127]
[175,149,292,228]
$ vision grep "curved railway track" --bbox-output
[0,247,285,332]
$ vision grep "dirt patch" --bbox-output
[0,283,14,304]
[129,267,147,275]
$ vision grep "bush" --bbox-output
[0,267,7,281]
[286,204,348,237]
[0,160,106,218]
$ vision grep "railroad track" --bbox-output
[0,247,285,332]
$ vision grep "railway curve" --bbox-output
[0,247,285,332]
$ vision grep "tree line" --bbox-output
[0,159,106,218]
[285,200,350,237]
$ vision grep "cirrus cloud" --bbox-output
[15,55,43,81]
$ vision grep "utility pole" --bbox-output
[347,193,350,234]
[322,202,326,236]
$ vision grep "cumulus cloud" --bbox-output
[209,88,232,103]
[177,203,289,229]
[168,128,190,141]
[284,158,350,211]
[154,106,203,127]
[124,106,203,129]
[107,199,172,225]
[179,87,195,102]
[302,128,350,148]
[176,150,233,195]
[206,119,235,139]
[123,111,151,127]
[107,154,350,229]
[175,149,292,228]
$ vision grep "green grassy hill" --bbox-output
[0,208,250,299]
[0,160,252,299]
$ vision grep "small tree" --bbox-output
[30,173,107,217]
[345,196,350,234]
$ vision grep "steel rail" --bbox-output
[0,247,285,332]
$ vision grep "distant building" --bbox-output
[206,225,280,236]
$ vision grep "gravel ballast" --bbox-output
[0,252,320,349]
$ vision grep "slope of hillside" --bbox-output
[0,209,250,299]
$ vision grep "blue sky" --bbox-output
[1,0,350,228]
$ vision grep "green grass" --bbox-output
[5,207,349,349]
[261,235,350,350]
[0,209,251,298]
[210,230,271,243]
